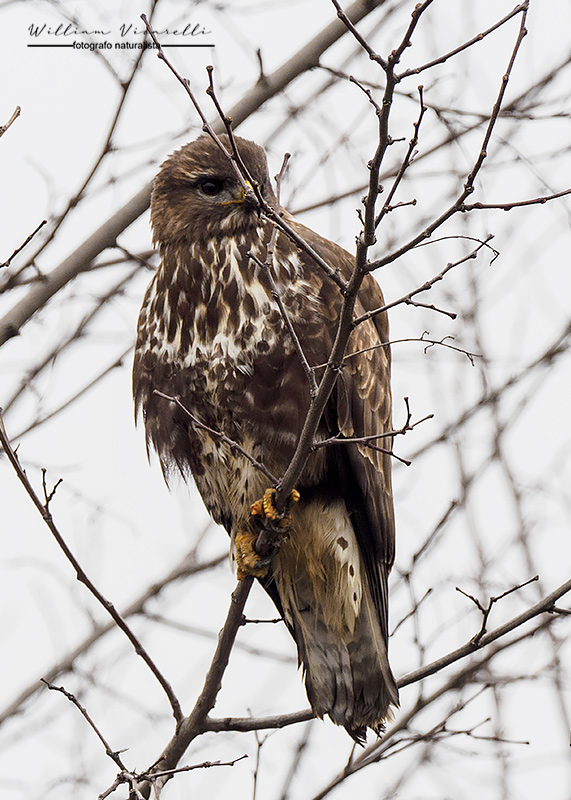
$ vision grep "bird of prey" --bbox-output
[133,134,399,741]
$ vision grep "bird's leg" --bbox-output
[235,529,269,579]
[235,488,300,580]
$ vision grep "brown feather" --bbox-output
[133,134,399,740]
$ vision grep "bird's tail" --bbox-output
[274,500,399,742]
[291,584,399,743]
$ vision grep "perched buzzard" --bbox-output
[133,134,399,741]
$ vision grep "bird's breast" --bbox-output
[133,232,328,496]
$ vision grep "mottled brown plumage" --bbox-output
[133,134,399,741]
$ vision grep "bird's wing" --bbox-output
[285,218,395,643]
[334,296,394,642]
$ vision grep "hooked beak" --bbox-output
[241,180,261,211]
[221,179,260,211]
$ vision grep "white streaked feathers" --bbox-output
[276,499,364,636]
[140,236,312,375]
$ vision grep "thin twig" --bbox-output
[354,236,495,326]
[462,186,571,211]
[367,2,530,273]
[456,575,539,644]
[330,0,388,70]
[0,220,47,269]
[153,390,278,485]
[391,588,433,636]
[41,679,128,772]
[205,65,266,203]
[247,250,318,399]
[0,105,20,138]
[399,576,570,690]
[253,151,318,399]
[0,413,184,727]
[0,544,225,727]
[41,468,63,509]
[141,16,251,195]
[312,396,433,453]
[313,332,481,367]
[398,3,529,79]
[375,84,427,229]
[142,753,248,781]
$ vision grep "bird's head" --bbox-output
[150,134,277,246]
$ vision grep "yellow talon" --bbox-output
[251,488,300,525]
[250,498,264,517]
[235,529,269,580]
[237,489,300,578]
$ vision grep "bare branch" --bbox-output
[355,236,496,327]
[205,709,314,733]
[0,544,225,727]
[399,576,571,690]
[142,753,248,782]
[0,0,383,348]
[312,396,433,464]
[463,186,571,212]
[138,578,255,794]
[456,575,540,644]
[41,679,128,772]
[0,219,47,269]
[313,332,482,367]
[0,413,184,726]
[0,105,20,138]
[368,2,530,272]
[398,3,529,79]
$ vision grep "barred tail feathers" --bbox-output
[274,499,399,741]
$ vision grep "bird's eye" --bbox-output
[198,178,224,196]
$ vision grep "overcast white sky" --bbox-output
[1,2,570,799]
